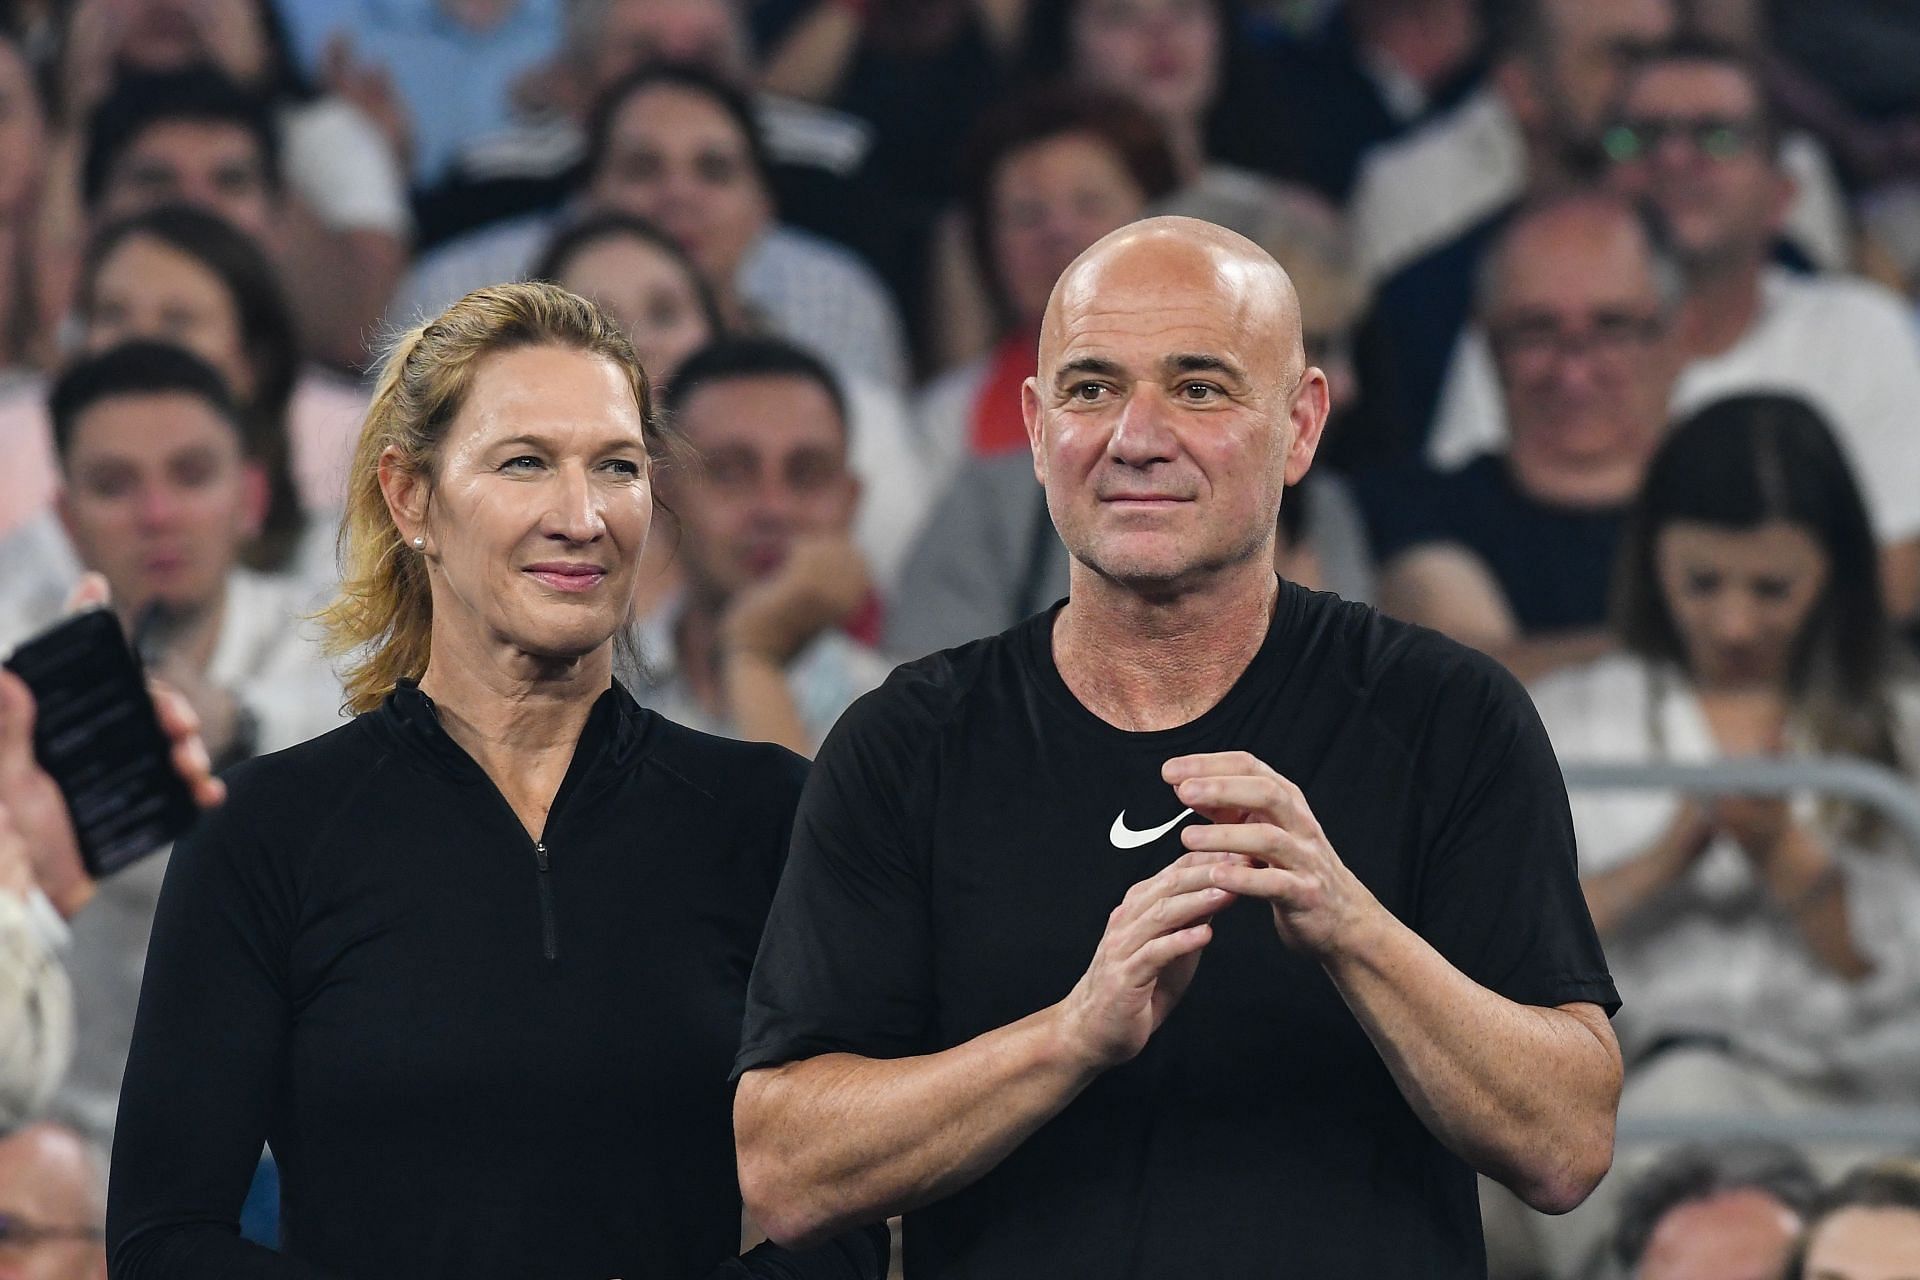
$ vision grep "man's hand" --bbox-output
[721,536,871,667]
[1164,751,1384,960]
[1710,792,1793,862]
[1052,849,1242,1072]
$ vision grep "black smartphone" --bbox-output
[3,607,198,877]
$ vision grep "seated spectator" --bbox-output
[1532,394,1920,1127]
[14,343,343,1148]
[395,63,911,393]
[0,791,74,1130]
[0,1121,105,1278]
[272,0,563,194]
[917,86,1176,486]
[0,23,57,536]
[1361,190,1680,681]
[631,337,890,755]
[889,207,1375,658]
[1430,37,1920,618]
[0,205,362,627]
[55,0,410,370]
[1793,1160,1920,1279]
[1610,1142,1819,1280]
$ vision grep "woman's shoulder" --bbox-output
[635,710,810,810]
[1525,652,1660,746]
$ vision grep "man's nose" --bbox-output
[135,481,182,527]
[1108,387,1179,465]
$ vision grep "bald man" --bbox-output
[0,1123,106,1280]
[733,217,1621,1276]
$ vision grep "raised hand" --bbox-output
[721,535,872,666]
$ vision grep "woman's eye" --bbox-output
[602,458,643,478]
[501,455,543,472]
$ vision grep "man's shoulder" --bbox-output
[1758,268,1919,343]
[393,213,557,321]
[820,621,1034,755]
[1350,88,1522,280]
[756,224,892,295]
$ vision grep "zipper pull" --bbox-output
[535,841,550,872]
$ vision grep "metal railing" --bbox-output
[1561,756,1920,1149]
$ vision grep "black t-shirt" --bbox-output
[109,683,808,1280]
[736,583,1616,1277]
[1356,456,1629,633]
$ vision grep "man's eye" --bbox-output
[1178,382,1221,401]
[1071,383,1108,402]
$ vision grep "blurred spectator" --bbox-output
[918,86,1175,479]
[1533,393,1920,1126]
[1362,191,1680,681]
[54,0,410,369]
[1235,0,1484,201]
[273,0,563,192]
[889,209,1374,659]
[0,802,74,1131]
[14,344,342,1148]
[632,337,890,755]
[0,1122,105,1280]
[1611,1142,1818,1280]
[0,24,55,533]
[0,206,362,627]
[1793,1159,1920,1280]
[1429,37,1920,620]
[397,63,911,392]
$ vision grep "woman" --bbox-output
[1529,394,1920,1111]
[106,282,880,1278]
[532,212,725,385]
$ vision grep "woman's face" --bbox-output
[557,236,714,382]
[1069,0,1220,131]
[85,235,256,402]
[1801,1205,1920,1280]
[393,346,655,665]
[991,132,1150,326]
[1654,519,1830,688]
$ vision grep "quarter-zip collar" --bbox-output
[372,678,652,797]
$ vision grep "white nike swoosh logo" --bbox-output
[1109,807,1196,849]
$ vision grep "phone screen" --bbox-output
[3,608,198,877]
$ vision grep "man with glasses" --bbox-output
[1360,190,1681,680]
[0,1122,105,1280]
[1428,37,1920,620]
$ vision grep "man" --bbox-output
[0,1122,107,1280]
[636,337,889,756]
[732,217,1621,1274]
[1428,37,1920,618]
[72,66,396,370]
[1612,1143,1819,1280]
[394,63,908,393]
[3,343,341,1146]
[1361,191,1679,682]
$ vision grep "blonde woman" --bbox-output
[105,283,881,1279]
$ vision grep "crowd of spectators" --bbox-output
[4,0,1920,1275]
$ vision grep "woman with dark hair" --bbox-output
[1529,393,1920,1114]
[1792,1158,1920,1278]
[533,212,725,384]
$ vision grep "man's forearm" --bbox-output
[1322,911,1621,1213]
[735,1005,1097,1249]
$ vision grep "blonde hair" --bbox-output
[319,281,665,714]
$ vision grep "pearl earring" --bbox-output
[411,536,425,550]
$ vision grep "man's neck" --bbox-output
[1052,560,1278,733]
[1674,257,1765,361]
[1506,442,1648,511]
[673,592,727,715]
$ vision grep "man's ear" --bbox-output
[1022,377,1047,486]
[1284,367,1332,486]
[238,459,269,539]
[378,446,430,550]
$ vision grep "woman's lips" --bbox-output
[524,563,609,593]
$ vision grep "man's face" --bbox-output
[115,0,266,79]
[1068,0,1219,132]
[1606,60,1787,270]
[1524,0,1675,148]
[1800,1206,1920,1280]
[1486,202,1675,470]
[588,85,771,291]
[1023,232,1329,592]
[100,120,275,241]
[1635,1188,1801,1280]
[0,1126,104,1280]
[589,0,748,90]
[991,133,1151,327]
[57,391,261,619]
[669,374,856,603]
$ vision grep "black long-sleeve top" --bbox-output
[107,681,808,1279]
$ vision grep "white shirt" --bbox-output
[280,97,413,238]
[1530,654,1920,1098]
[1349,86,1853,288]
[1427,268,1920,542]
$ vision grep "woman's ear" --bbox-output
[378,446,430,550]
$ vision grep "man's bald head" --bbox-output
[0,1122,107,1279]
[1041,216,1306,383]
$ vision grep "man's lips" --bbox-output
[523,562,609,593]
